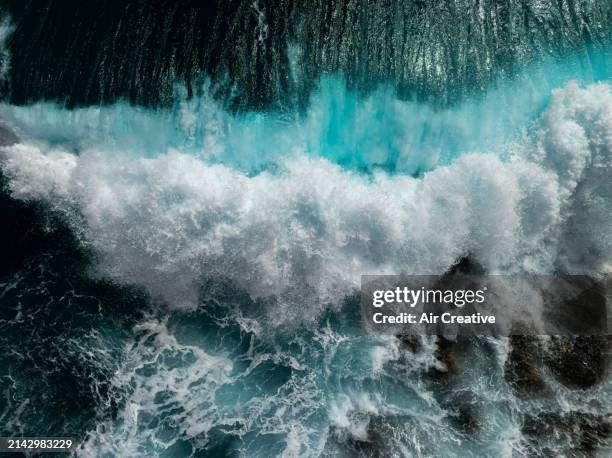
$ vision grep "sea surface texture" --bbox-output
[0,1,610,457]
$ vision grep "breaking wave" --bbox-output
[1,81,610,322]
[1,46,610,176]
[0,7,610,454]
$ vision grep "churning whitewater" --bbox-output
[0,2,610,457]
[1,82,611,317]
[1,78,610,455]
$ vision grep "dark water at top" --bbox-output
[1,0,610,109]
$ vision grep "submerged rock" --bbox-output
[546,276,607,334]
[451,405,481,434]
[522,412,612,455]
[446,256,486,276]
[434,337,457,375]
[424,336,461,380]
[545,336,610,389]
[504,333,547,395]
[328,416,396,458]
[396,334,420,353]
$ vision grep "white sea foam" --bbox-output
[1,82,610,326]
[79,319,233,456]
[78,317,328,457]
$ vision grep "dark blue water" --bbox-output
[0,2,611,456]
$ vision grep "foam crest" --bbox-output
[2,84,612,322]
[536,83,612,273]
[0,150,554,313]
[1,82,610,323]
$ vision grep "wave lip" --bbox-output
[1,44,609,177]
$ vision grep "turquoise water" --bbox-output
[2,48,609,176]
[1,31,611,456]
